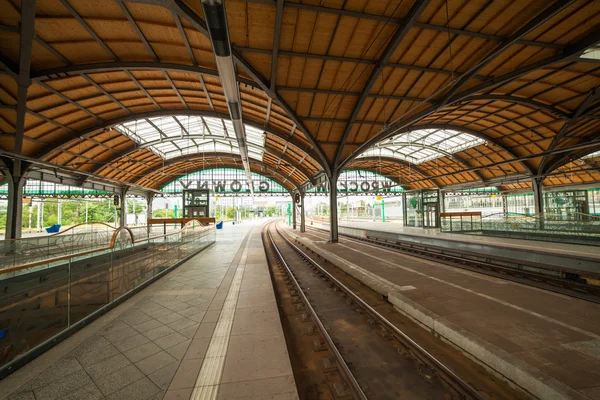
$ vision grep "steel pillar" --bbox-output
[532,178,544,230]
[119,187,128,227]
[5,174,25,240]
[292,194,297,230]
[146,193,154,236]
[300,191,306,233]
[329,174,339,243]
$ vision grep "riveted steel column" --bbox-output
[329,173,339,243]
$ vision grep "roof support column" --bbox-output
[300,190,306,233]
[119,187,128,227]
[146,193,154,237]
[292,193,297,230]
[329,173,339,243]
[532,178,544,230]
[5,173,25,241]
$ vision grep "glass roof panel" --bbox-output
[114,116,265,161]
[358,128,484,165]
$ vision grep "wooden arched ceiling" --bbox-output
[0,0,599,194]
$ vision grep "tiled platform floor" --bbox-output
[291,224,600,400]
[0,221,297,400]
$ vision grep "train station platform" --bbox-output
[310,219,600,277]
[287,224,600,400]
[0,221,298,400]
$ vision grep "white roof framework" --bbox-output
[358,128,484,165]
[115,116,266,161]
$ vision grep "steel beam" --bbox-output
[540,86,600,173]
[459,94,570,119]
[347,155,438,188]
[270,0,283,90]
[34,109,322,170]
[439,1,575,108]
[334,0,431,168]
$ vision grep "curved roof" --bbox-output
[0,0,599,193]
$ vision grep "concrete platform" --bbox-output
[0,221,298,400]
[288,224,600,400]
[310,219,600,276]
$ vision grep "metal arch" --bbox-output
[159,0,332,177]
[339,26,600,173]
[33,109,322,168]
[539,87,600,174]
[31,61,256,87]
[132,152,300,192]
[88,134,316,185]
[342,123,535,177]
[438,1,575,109]
[346,156,439,188]
[333,0,431,169]
[542,136,600,176]
[459,94,571,119]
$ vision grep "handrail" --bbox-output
[0,219,213,276]
[0,222,117,243]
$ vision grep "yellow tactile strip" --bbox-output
[190,229,251,400]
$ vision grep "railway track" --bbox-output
[263,220,490,400]
[306,225,600,304]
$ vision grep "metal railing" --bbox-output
[0,223,184,270]
[0,220,215,377]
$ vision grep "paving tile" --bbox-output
[33,369,94,400]
[184,337,211,359]
[179,305,208,317]
[155,331,189,350]
[17,356,83,391]
[221,332,292,383]
[202,310,221,323]
[157,312,185,325]
[163,388,193,400]
[147,391,167,400]
[69,336,121,368]
[148,361,180,390]
[216,375,298,400]
[124,341,163,363]
[143,325,177,341]
[168,317,197,332]
[113,332,151,352]
[187,312,207,323]
[194,322,217,339]
[236,289,278,311]
[208,299,225,311]
[166,339,192,359]
[7,392,35,400]
[144,307,172,319]
[105,377,161,400]
[169,359,203,390]
[133,319,164,333]
[231,307,281,336]
[177,323,200,339]
[136,350,178,375]
[84,353,131,380]
[62,383,105,400]
[102,324,140,343]
[121,312,153,327]
[93,364,145,395]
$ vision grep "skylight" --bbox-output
[114,116,265,161]
[581,45,600,61]
[582,150,600,160]
[358,128,484,165]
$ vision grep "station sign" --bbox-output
[177,179,277,193]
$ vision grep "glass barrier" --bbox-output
[0,220,215,376]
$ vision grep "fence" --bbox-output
[0,220,215,377]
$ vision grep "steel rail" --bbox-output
[264,221,367,400]
[271,222,485,400]
[306,225,600,304]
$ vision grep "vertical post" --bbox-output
[440,191,446,213]
[119,187,128,227]
[300,191,306,233]
[40,198,44,232]
[292,194,297,230]
[146,193,154,237]
[329,173,339,243]
[381,198,385,222]
[37,199,42,232]
[532,178,544,230]
[57,198,62,225]
[85,199,89,225]
[5,174,25,240]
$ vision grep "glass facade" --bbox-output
[403,189,440,228]
[0,180,111,199]
[309,170,403,195]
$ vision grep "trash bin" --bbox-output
[216,221,224,229]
